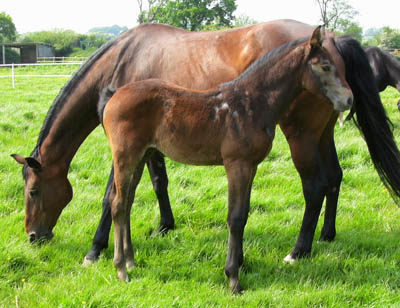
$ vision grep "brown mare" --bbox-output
[100,27,352,292]
[12,20,400,274]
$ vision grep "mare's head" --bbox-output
[11,154,73,243]
[301,26,353,112]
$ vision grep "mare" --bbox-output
[11,20,400,268]
[99,27,353,292]
[340,45,400,124]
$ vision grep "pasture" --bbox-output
[1,66,400,307]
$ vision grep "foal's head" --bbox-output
[302,26,353,112]
[11,154,72,243]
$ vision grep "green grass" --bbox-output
[1,69,400,307]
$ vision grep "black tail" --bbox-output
[334,36,400,203]
[98,87,116,124]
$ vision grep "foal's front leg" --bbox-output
[224,160,257,294]
[112,160,145,281]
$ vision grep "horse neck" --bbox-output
[385,53,400,90]
[35,89,100,172]
[231,44,306,121]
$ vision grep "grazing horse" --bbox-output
[340,45,400,124]
[100,27,353,292]
[11,20,400,268]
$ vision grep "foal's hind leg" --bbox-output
[224,160,257,294]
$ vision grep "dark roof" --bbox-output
[0,43,53,48]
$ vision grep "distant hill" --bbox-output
[88,25,128,36]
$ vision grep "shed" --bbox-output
[1,43,55,64]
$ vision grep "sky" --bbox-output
[2,0,400,35]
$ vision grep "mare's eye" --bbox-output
[29,189,39,197]
[322,65,331,72]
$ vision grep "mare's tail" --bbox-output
[334,35,400,204]
[98,87,116,124]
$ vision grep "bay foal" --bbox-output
[100,27,353,293]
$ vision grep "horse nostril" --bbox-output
[29,232,36,243]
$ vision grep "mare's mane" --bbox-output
[31,37,120,157]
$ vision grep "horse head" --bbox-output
[302,26,353,112]
[11,154,72,243]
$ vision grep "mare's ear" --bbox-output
[11,154,42,171]
[11,154,26,165]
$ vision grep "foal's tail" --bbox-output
[334,36,400,204]
[98,87,117,124]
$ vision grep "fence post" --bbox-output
[11,63,15,88]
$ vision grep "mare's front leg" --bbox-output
[84,165,115,265]
[224,160,257,294]
[319,118,342,242]
[112,159,145,282]
[283,137,329,263]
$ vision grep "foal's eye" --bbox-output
[322,65,331,72]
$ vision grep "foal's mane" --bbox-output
[226,37,308,87]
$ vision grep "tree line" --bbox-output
[1,0,399,61]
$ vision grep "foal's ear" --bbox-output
[309,25,325,49]
[11,154,42,171]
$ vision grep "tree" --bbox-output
[138,0,237,31]
[0,12,17,42]
[380,27,400,49]
[315,0,358,31]
[234,14,257,28]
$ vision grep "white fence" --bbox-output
[37,56,88,63]
[0,62,83,88]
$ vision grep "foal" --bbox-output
[100,27,352,293]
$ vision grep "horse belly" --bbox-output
[155,132,224,166]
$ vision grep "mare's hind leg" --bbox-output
[112,157,146,282]
[224,160,257,294]
[283,137,329,263]
[319,121,342,242]
[147,151,175,235]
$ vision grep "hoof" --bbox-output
[319,234,335,242]
[126,260,135,271]
[83,248,101,266]
[83,256,96,267]
[283,254,296,265]
[117,269,130,282]
[150,225,173,238]
[230,281,243,295]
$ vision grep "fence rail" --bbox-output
[37,56,88,63]
[0,62,83,88]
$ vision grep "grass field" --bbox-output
[1,67,400,307]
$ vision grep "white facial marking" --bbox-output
[232,111,239,118]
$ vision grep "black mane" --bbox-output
[30,37,118,158]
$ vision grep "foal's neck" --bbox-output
[225,44,306,121]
